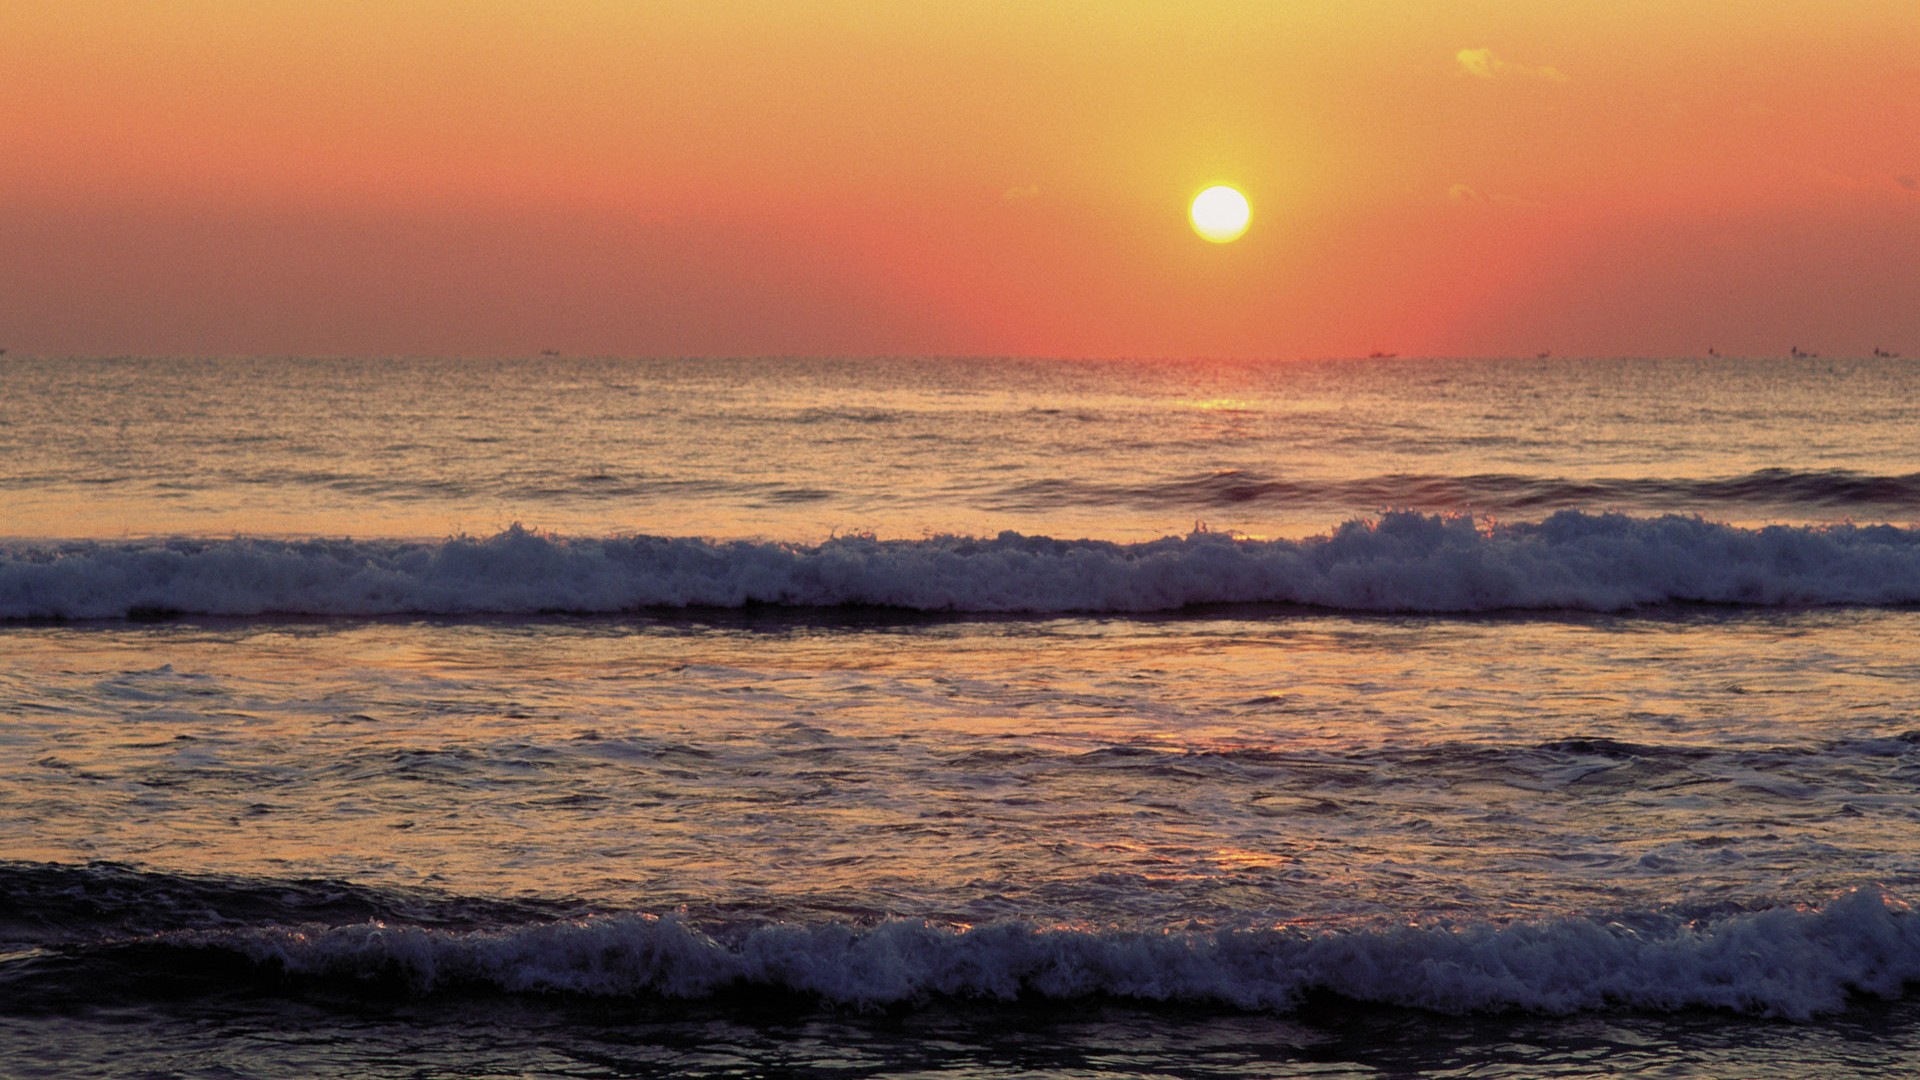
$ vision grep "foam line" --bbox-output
[5,512,1919,619]
[204,889,1918,1017]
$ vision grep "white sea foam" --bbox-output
[5,512,1920,619]
[216,889,1919,1017]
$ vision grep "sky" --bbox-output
[2,1,1916,360]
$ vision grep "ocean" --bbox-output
[5,354,1920,1077]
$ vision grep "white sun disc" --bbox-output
[1190,186,1251,243]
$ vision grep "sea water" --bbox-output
[4,355,1920,1077]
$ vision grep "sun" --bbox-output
[1189,186,1250,244]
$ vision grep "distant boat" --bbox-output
[1790,346,1818,359]
[1706,347,1721,358]
[1873,347,1901,358]
[1367,351,1397,359]
[539,349,561,357]
[1535,351,1551,360]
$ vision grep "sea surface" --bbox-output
[4,354,1920,1077]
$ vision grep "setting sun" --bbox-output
[4,5,1920,1073]
[1189,186,1251,244]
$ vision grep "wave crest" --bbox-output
[177,889,1920,1018]
[5,512,1920,620]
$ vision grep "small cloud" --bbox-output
[1002,183,1041,202]
[1455,48,1499,78]
[1797,167,1920,202]
[1445,184,1545,209]
[1456,47,1568,83]
[1814,168,1920,198]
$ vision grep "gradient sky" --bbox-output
[3,1,1916,359]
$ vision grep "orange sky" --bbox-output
[2,1,1916,359]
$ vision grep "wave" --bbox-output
[990,468,1920,515]
[7,867,1916,1019]
[0,861,568,947]
[5,511,1920,620]
[23,466,1913,523]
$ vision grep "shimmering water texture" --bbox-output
[5,355,1920,1077]
[5,355,1919,542]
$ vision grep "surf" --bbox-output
[5,511,1920,620]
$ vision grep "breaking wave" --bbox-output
[11,881,1917,1020]
[5,511,1920,620]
